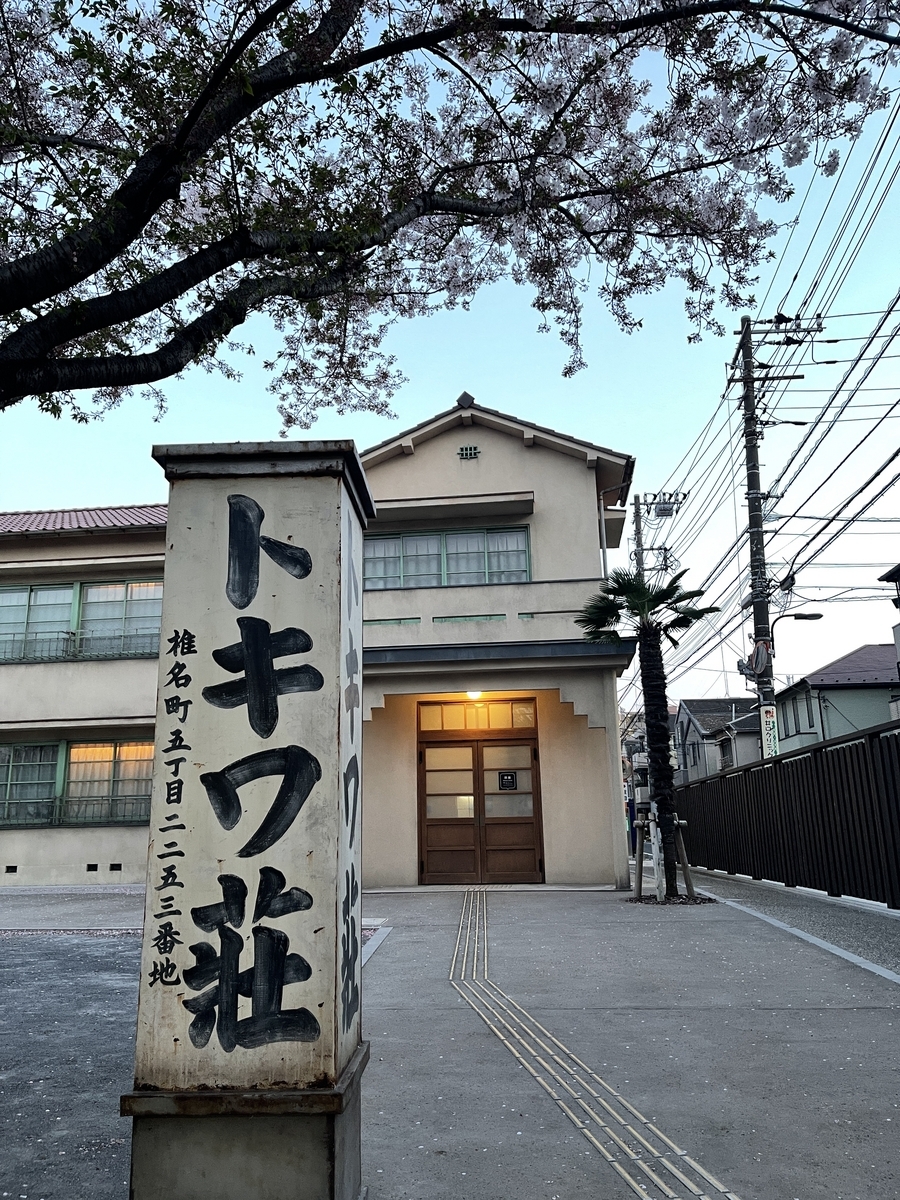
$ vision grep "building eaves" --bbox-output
[0,504,168,539]
[360,400,634,499]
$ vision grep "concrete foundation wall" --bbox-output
[0,824,149,887]
[361,687,629,888]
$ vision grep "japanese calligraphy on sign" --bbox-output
[135,446,369,1093]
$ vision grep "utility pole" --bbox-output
[739,315,779,758]
[633,494,645,582]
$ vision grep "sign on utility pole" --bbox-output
[122,442,374,1200]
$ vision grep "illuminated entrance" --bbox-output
[417,698,544,885]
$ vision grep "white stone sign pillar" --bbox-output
[122,442,373,1200]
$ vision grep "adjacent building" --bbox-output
[775,644,900,752]
[674,697,759,783]
[0,395,637,889]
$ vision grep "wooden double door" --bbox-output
[418,736,544,884]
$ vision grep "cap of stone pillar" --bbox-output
[151,440,375,526]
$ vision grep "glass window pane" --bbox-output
[26,586,73,637]
[66,743,114,797]
[363,538,401,590]
[401,535,441,588]
[419,705,443,730]
[80,583,125,636]
[9,744,58,801]
[484,793,533,818]
[113,742,154,797]
[483,745,533,769]
[124,582,163,635]
[0,590,29,658]
[426,794,474,819]
[512,701,536,727]
[442,704,465,730]
[488,702,512,728]
[424,746,473,770]
[0,589,28,633]
[487,529,528,583]
[425,770,474,793]
[446,532,486,586]
[465,703,489,729]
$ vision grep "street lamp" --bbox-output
[770,611,823,654]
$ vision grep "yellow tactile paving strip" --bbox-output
[449,889,742,1200]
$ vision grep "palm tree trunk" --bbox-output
[638,622,680,898]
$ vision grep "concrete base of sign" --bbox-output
[122,1042,369,1200]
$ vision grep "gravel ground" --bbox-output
[0,932,139,1200]
[687,869,900,976]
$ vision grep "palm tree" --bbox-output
[576,569,718,898]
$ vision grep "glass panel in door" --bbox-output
[421,744,479,883]
[480,742,542,884]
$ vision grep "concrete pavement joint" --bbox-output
[449,889,741,1200]
[700,892,900,986]
[361,925,392,966]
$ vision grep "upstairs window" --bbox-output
[363,528,529,590]
[0,585,73,660]
[79,582,163,657]
[0,581,162,662]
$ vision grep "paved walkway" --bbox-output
[1,879,898,1199]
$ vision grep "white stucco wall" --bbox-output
[363,425,603,581]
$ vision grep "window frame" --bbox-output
[0,737,153,827]
[363,526,531,591]
[0,577,163,663]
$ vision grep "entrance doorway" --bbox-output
[417,699,544,885]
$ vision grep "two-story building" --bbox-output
[775,644,900,751]
[674,697,759,783]
[0,395,636,890]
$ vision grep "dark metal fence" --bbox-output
[675,718,900,909]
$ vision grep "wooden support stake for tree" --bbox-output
[674,819,695,899]
[634,821,645,899]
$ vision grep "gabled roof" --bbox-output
[780,644,899,691]
[676,697,757,736]
[0,504,167,538]
[361,396,635,503]
[708,710,760,737]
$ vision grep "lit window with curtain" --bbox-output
[0,743,59,826]
[64,742,154,824]
[363,528,529,589]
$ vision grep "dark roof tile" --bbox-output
[0,504,167,536]
[804,644,898,688]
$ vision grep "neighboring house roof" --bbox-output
[878,563,900,584]
[0,504,168,538]
[361,394,635,502]
[778,643,899,692]
[708,710,760,738]
[676,697,758,736]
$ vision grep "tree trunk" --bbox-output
[638,623,680,898]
